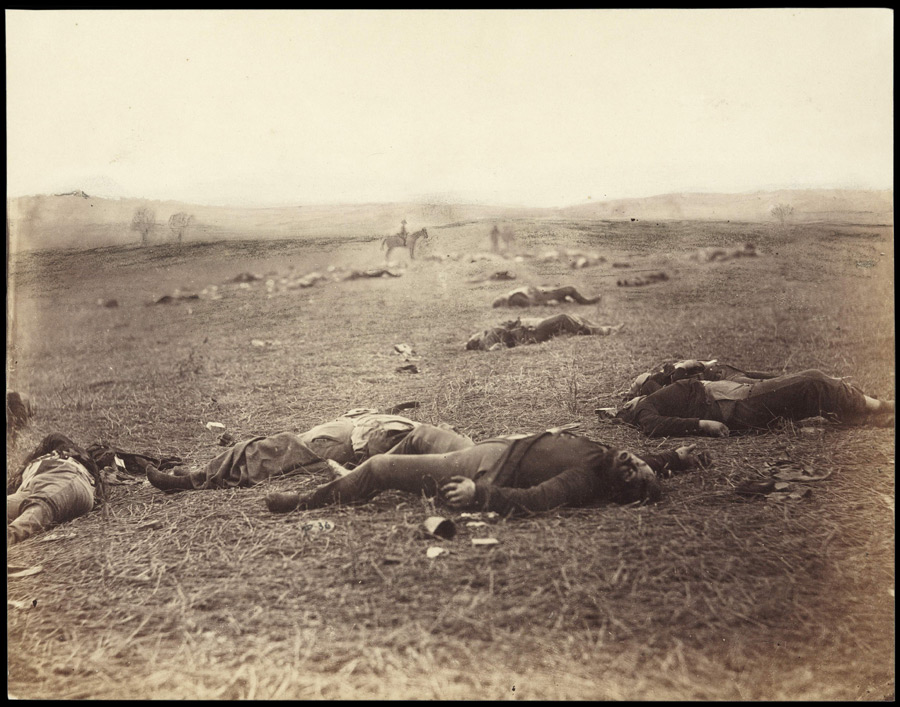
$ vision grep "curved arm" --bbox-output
[471,467,602,515]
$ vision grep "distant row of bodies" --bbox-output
[8,361,892,544]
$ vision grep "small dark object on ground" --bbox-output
[266,491,301,514]
[735,479,777,496]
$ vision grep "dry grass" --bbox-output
[7,217,894,700]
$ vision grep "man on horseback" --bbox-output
[381,224,428,262]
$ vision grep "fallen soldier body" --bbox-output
[467,270,517,284]
[491,285,601,308]
[336,268,402,281]
[265,425,710,516]
[7,433,99,545]
[537,248,606,269]
[613,369,894,437]
[466,314,623,351]
[616,272,669,287]
[146,408,473,492]
[624,359,779,398]
[691,243,757,263]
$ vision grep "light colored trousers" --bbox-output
[8,456,95,544]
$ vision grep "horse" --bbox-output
[381,228,428,261]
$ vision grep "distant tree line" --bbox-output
[131,208,196,246]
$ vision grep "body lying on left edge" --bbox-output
[7,433,99,545]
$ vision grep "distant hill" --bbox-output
[558,189,893,223]
[5,194,548,252]
[6,188,892,252]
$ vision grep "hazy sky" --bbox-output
[6,9,893,208]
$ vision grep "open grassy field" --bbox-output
[6,216,894,700]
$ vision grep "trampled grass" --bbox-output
[6,217,894,699]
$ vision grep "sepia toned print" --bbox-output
[6,9,893,701]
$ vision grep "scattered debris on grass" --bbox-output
[459,512,499,521]
[8,599,38,611]
[8,565,43,579]
[423,516,456,540]
[393,343,417,359]
[251,339,282,348]
[35,531,77,543]
[300,519,335,536]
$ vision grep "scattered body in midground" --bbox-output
[535,248,606,269]
[466,314,623,351]
[616,271,669,287]
[145,407,472,492]
[614,369,895,437]
[690,242,758,263]
[265,424,711,516]
[7,434,100,545]
[491,285,601,308]
[624,358,779,398]
[334,267,403,281]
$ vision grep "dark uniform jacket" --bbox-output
[470,431,688,515]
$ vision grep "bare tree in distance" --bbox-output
[168,212,195,244]
[771,203,794,228]
[131,207,156,246]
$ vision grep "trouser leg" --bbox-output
[8,491,29,524]
[553,286,599,304]
[298,444,502,510]
[7,499,55,545]
[385,424,475,455]
[729,370,870,429]
[533,314,587,340]
[537,313,616,338]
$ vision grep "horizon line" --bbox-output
[6,185,894,211]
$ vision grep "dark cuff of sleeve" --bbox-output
[472,483,491,511]
[664,450,690,471]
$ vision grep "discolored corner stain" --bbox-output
[855,260,876,269]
